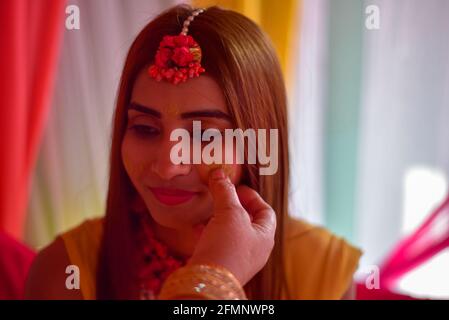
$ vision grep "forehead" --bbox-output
[131,70,228,114]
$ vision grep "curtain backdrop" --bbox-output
[294,0,449,298]
[20,0,449,299]
[355,0,449,298]
[0,0,65,240]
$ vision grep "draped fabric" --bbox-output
[354,0,449,298]
[380,194,449,288]
[0,231,35,299]
[293,0,449,298]
[0,0,65,240]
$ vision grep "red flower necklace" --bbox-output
[134,211,188,300]
[148,8,206,85]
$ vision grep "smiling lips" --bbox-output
[149,187,198,205]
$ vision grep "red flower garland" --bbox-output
[148,35,206,85]
[135,212,187,299]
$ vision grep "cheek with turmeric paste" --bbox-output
[197,163,240,185]
[196,130,244,185]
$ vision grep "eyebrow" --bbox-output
[181,110,231,121]
[128,102,161,118]
[128,102,232,121]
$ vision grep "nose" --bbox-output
[151,135,191,181]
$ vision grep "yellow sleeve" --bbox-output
[59,217,104,300]
[284,218,363,299]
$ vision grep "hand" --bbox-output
[188,169,277,286]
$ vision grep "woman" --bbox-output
[25,4,362,300]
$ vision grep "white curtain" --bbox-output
[289,0,449,297]
[292,0,449,298]
[288,0,328,225]
[355,0,449,297]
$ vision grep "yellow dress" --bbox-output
[60,216,362,300]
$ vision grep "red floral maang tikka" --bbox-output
[148,8,206,85]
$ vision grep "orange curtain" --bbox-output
[0,0,65,240]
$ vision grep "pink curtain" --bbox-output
[379,193,449,289]
[0,0,65,240]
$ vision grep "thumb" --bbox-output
[208,168,244,213]
[236,185,276,232]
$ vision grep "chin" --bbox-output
[146,201,212,230]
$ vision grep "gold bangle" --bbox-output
[158,264,247,300]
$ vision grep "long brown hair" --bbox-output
[97,4,291,300]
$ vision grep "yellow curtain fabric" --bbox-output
[192,0,301,82]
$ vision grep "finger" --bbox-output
[208,168,244,213]
[236,185,271,213]
[236,186,276,231]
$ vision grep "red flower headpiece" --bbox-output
[148,9,206,85]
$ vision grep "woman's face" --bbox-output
[122,70,243,230]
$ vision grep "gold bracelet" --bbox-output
[158,264,247,300]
